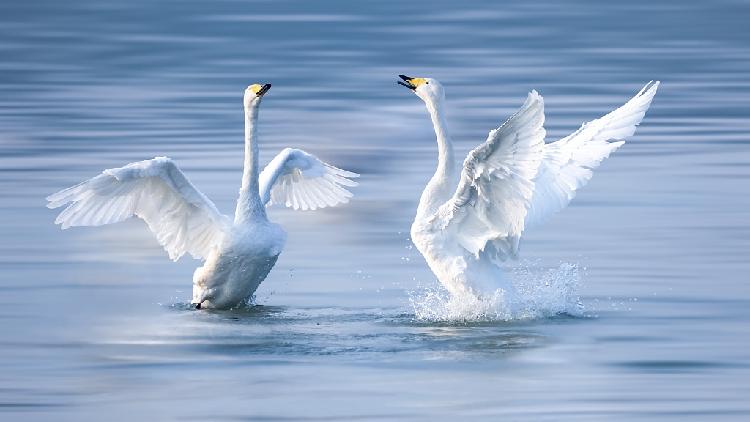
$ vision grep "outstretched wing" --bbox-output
[47,157,230,261]
[525,81,659,229]
[435,91,546,259]
[259,148,359,211]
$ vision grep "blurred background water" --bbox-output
[2,0,750,420]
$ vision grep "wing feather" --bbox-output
[47,157,230,261]
[435,91,546,259]
[259,148,359,211]
[525,81,659,229]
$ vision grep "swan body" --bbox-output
[398,75,659,300]
[47,83,359,309]
[191,217,285,309]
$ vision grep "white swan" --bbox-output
[47,83,359,309]
[398,75,659,301]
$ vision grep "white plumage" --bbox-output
[47,84,358,309]
[525,81,659,229]
[398,75,658,299]
[47,157,230,261]
[260,147,358,211]
[436,90,546,260]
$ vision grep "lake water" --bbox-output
[2,0,750,420]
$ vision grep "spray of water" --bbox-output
[408,262,583,322]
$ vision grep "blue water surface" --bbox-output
[1,0,749,420]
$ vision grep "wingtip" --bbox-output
[526,90,544,110]
[517,90,543,114]
[45,188,72,205]
[640,80,660,96]
[610,140,626,150]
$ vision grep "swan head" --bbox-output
[243,83,272,108]
[397,75,444,103]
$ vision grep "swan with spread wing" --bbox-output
[47,83,359,309]
[397,75,658,301]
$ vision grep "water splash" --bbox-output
[408,262,583,323]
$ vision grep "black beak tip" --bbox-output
[258,83,272,96]
[398,74,413,82]
[397,81,415,90]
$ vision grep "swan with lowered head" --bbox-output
[397,75,658,302]
[47,83,359,309]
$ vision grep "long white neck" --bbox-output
[234,101,267,225]
[416,96,456,218]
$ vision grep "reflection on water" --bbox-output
[2,0,750,420]
[104,304,551,360]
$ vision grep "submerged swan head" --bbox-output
[397,75,444,104]
[243,83,272,108]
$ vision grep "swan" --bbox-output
[397,75,659,302]
[47,83,359,309]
